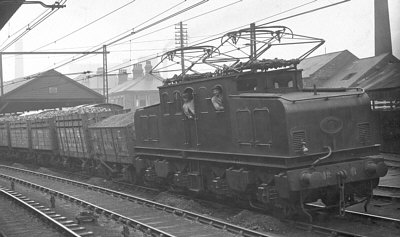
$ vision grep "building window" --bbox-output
[49,87,58,94]
[136,95,147,108]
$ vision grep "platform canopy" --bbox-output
[0,0,24,31]
[0,69,105,114]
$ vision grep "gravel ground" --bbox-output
[2,160,400,237]
[0,166,143,237]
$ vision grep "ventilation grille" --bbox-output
[292,130,306,152]
[358,123,370,145]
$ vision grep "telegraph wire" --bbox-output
[9,0,347,88]
[45,0,187,69]
[45,0,208,71]
[0,0,68,52]
[93,0,243,73]
[0,8,49,48]
[105,0,347,76]
[32,0,138,52]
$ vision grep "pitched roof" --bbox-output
[322,53,393,88]
[357,62,400,91]
[298,51,345,78]
[2,69,103,97]
[0,69,105,114]
[109,74,163,94]
[3,75,32,95]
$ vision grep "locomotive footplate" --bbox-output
[274,157,388,199]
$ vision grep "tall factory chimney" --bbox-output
[374,0,392,56]
[14,40,24,78]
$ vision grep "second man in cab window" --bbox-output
[211,86,224,111]
[182,92,195,119]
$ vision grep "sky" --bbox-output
[0,0,399,81]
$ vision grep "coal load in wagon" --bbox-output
[89,111,135,129]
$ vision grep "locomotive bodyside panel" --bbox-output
[229,97,288,156]
[136,76,237,152]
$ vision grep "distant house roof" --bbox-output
[0,69,105,114]
[298,51,344,78]
[109,74,163,94]
[322,53,395,88]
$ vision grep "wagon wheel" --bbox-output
[124,166,139,185]
[321,187,339,207]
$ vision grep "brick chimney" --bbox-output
[118,69,128,85]
[96,67,103,88]
[144,60,152,75]
[132,63,144,79]
[375,0,392,56]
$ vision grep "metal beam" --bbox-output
[102,45,108,103]
[0,51,107,55]
[0,1,66,9]
[0,54,3,96]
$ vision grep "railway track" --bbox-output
[1,164,397,237]
[0,165,277,237]
[0,186,90,237]
[306,203,400,226]
[375,184,400,200]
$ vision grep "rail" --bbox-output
[306,203,400,226]
[0,165,277,237]
[0,186,81,237]
[0,173,175,237]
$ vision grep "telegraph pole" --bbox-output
[250,23,256,60]
[102,45,108,102]
[175,22,188,75]
[0,54,3,96]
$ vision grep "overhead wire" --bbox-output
[10,0,348,87]
[105,0,349,76]
[103,0,244,73]
[98,0,305,73]
[42,0,209,69]
[0,0,68,52]
[43,0,189,71]
[32,0,138,52]
[0,7,49,48]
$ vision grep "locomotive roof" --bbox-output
[233,88,365,102]
[89,111,135,128]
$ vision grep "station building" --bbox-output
[0,69,105,115]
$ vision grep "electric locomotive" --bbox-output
[129,25,387,216]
